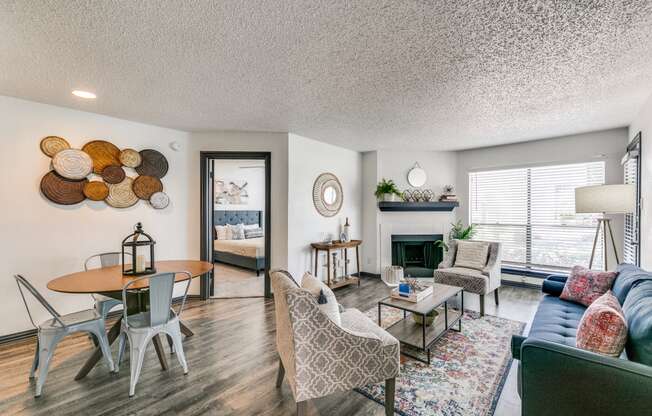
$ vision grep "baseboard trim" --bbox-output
[359,272,381,278]
[0,294,204,345]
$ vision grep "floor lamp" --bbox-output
[575,184,636,270]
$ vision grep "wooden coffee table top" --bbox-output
[47,259,213,294]
[379,283,463,315]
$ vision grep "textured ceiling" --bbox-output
[1,1,652,151]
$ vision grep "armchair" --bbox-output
[434,240,501,316]
[271,270,400,416]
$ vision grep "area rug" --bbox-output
[355,307,525,416]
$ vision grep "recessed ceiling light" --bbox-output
[72,90,96,99]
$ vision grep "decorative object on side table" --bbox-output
[375,178,403,202]
[121,222,156,276]
[341,217,351,242]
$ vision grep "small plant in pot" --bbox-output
[435,220,476,251]
[375,178,403,202]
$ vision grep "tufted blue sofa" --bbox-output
[511,263,652,416]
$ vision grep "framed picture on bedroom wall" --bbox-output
[215,179,250,206]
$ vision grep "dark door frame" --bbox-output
[200,151,272,299]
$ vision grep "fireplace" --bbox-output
[391,234,444,278]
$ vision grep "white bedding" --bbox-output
[214,237,264,258]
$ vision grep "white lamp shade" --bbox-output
[575,184,636,214]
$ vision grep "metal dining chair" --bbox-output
[115,272,192,397]
[14,274,115,397]
[84,252,130,319]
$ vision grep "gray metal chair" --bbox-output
[84,252,130,319]
[116,272,192,397]
[14,274,115,397]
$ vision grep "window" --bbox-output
[469,161,606,271]
[623,133,641,266]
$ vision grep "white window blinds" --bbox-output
[623,138,641,265]
[469,161,606,271]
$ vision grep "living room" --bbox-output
[1,2,651,415]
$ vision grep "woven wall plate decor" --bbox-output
[81,140,121,174]
[40,136,71,157]
[40,171,88,205]
[52,149,93,180]
[149,191,170,209]
[135,149,169,178]
[101,165,126,184]
[83,181,110,201]
[119,148,142,168]
[133,175,163,200]
[312,172,343,217]
[105,177,139,208]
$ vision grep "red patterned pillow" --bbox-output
[560,266,617,306]
[576,291,627,356]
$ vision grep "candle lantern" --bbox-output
[122,222,156,276]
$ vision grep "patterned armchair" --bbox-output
[271,270,400,416]
[434,240,502,316]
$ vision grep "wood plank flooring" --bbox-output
[0,277,541,415]
[212,262,265,298]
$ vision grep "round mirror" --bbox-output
[313,173,343,217]
[407,164,427,187]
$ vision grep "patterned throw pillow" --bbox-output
[576,291,628,357]
[301,272,341,326]
[244,227,263,239]
[228,223,245,240]
[560,266,618,306]
[454,240,489,271]
[215,225,232,240]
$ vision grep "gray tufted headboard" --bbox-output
[214,210,262,228]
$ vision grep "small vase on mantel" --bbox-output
[383,193,398,202]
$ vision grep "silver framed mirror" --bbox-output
[313,173,343,217]
[407,162,427,187]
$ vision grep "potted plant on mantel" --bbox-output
[375,178,403,202]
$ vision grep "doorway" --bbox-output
[200,152,271,298]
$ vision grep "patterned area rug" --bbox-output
[355,307,525,416]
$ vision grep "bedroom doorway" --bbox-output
[200,152,271,298]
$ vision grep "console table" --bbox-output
[310,240,362,289]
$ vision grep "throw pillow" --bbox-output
[560,266,618,307]
[301,272,341,326]
[244,227,264,239]
[576,291,628,357]
[454,240,489,270]
[243,223,259,230]
[215,225,232,240]
[228,223,245,240]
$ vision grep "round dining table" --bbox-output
[48,259,213,380]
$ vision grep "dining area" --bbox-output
[10,223,213,399]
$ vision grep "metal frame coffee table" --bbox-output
[378,283,463,365]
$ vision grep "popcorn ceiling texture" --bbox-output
[1,1,651,150]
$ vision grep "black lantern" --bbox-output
[122,222,156,276]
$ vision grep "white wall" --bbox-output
[361,150,458,274]
[213,159,266,211]
[457,128,628,269]
[188,131,289,272]
[0,96,192,336]
[629,93,652,268]
[287,134,362,282]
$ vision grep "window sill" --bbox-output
[501,266,567,279]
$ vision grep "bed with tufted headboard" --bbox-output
[213,210,265,275]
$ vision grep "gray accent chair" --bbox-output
[116,272,191,397]
[434,240,502,316]
[271,270,400,416]
[84,252,130,319]
[14,274,115,397]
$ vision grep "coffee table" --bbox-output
[378,283,463,364]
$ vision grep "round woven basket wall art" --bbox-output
[101,165,126,184]
[82,140,121,174]
[133,175,163,200]
[312,172,343,217]
[40,171,88,205]
[40,136,71,157]
[83,181,110,201]
[105,177,139,208]
[119,148,142,168]
[52,149,93,180]
[149,191,170,209]
[136,149,169,178]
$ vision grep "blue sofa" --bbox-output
[512,264,652,416]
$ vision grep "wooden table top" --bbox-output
[47,260,214,294]
[379,283,463,315]
[311,239,362,250]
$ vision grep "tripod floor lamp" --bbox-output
[575,184,636,270]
